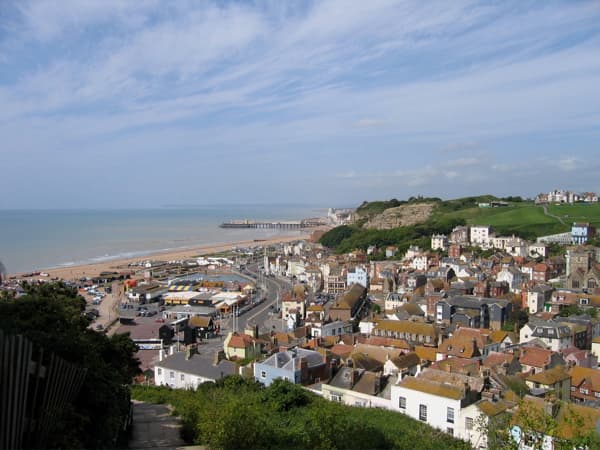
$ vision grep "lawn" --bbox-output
[435,203,568,240]
[546,203,600,227]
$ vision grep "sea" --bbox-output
[0,205,326,274]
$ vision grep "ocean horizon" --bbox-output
[0,205,327,274]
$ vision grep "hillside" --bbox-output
[131,380,471,450]
[321,196,600,254]
[363,203,435,229]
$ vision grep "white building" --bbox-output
[470,225,493,248]
[154,347,238,389]
[347,266,369,289]
[410,255,429,271]
[390,370,484,443]
[528,243,547,258]
[431,234,448,251]
[519,321,573,352]
[496,267,525,293]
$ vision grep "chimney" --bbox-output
[169,344,176,355]
[159,349,165,361]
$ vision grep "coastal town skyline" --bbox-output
[1,1,600,208]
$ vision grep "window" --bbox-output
[580,388,589,395]
[157,368,162,376]
[419,404,427,421]
[398,396,406,410]
[572,280,580,289]
[170,371,174,379]
[331,394,342,402]
[180,374,185,381]
[446,428,454,435]
[580,298,589,305]
[261,371,267,379]
[447,407,455,424]
[465,417,474,431]
[595,392,600,398]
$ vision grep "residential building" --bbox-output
[436,296,511,331]
[526,285,553,314]
[328,283,367,321]
[223,331,261,360]
[525,366,571,400]
[347,266,369,289]
[470,225,492,248]
[312,320,353,338]
[321,368,391,409]
[569,366,600,405]
[519,346,566,374]
[431,234,448,251]
[372,320,438,346]
[390,369,484,441]
[519,320,573,352]
[154,348,237,389]
[253,347,330,386]
[572,223,594,245]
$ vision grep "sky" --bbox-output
[1,0,600,209]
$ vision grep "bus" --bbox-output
[133,338,164,350]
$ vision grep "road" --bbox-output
[219,263,291,335]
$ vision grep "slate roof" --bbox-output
[155,352,237,380]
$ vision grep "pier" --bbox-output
[220,218,326,229]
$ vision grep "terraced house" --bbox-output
[372,320,438,346]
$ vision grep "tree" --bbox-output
[0,282,140,448]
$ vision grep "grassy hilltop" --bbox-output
[322,196,600,254]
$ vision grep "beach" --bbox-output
[26,233,311,281]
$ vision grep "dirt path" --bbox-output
[129,401,195,450]
[541,204,566,225]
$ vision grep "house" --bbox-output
[386,246,398,258]
[526,285,553,313]
[496,267,525,293]
[525,365,571,400]
[519,320,573,352]
[390,369,484,441]
[435,296,511,331]
[372,320,438,346]
[572,222,594,245]
[470,225,492,248]
[253,347,330,386]
[223,331,261,360]
[328,283,367,321]
[383,352,421,379]
[569,366,600,405]
[528,243,548,259]
[321,367,391,409]
[154,347,237,389]
[347,266,369,289]
[431,234,448,251]
[312,320,353,338]
[449,226,470,245]
[519,346,565,374]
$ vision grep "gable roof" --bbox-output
[525,365,570,386]
[570,366,600,391]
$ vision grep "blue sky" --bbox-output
[1,0,600,208]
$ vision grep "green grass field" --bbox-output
[546,204,600,226]
[439,202,600,240]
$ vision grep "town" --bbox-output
[5,191,600,448]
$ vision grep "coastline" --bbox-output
[14,233,312,281]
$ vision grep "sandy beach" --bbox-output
[21,233,312,281]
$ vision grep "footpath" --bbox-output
[128,401,204,450]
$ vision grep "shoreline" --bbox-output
[11,233,312,281]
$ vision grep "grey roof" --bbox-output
[155,352,237,380]
[529,321,572,339]
[442,295,509,309]
[261,348,324,370]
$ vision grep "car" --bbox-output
[95,324,104,331]
[155,318,165,323]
